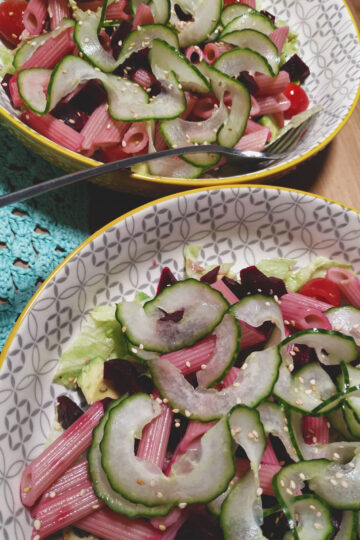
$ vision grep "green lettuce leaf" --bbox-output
[184,244,236,280]
[0,43,15,76]
[256,257,352,292]
[53,305,127,389]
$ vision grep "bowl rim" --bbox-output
[0,0,359,186]
[1,182,360,370]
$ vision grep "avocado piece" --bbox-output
[77,356,120,404]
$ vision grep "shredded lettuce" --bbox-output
[53,305,127,389]
[0,43,15,76]
[259,115,280,138]
[256,257,352,292]
[184,244,236,280]
[278,23,298,65]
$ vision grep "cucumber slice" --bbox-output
[222,29,280,76]
[328,407,357,441]
[273,362,337,414]
[116,279,229,353]
[279,330,358,369]
[214,47,274,78]
[326,306,360,346]
[343,402,360,438]
[100,394,235,507]
[257,401,298,462]
[229,294,286,347]
[288,408,360,463]
[149,345,281,421]
[146,122,205,178]
[160,100,227,167]
[148,39,210,93]
[220,470,265,540]
[199,61,250,147]
[309,449,360,510]
[274,461,334,540]
[170,0,222,47]
[130,0,170,24]
[197,313,241,387]
[220,12,276,39]
[13,19,75,70]
[88,397,172,517]
[117,25,179,65]
[220,4,254,27]
[17,68,52,114]
[334,511,358,540]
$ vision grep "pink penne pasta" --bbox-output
[261,439,281,466]
[74,508,162,540]
[238,321,267,350]
[48,0,70,29]
[130,68,157,89]
[255,71,290,97]
[151,508,182,532]
[132,2,154,27]
[235,129,269,151]
[272,111,285,128]
[237,0,256,7]
[212,279,239,304]
[203,42,232,64]
[121,122,149,154]
[161,510,189,540]
[180,91,198,119]
[280,291,333,316]
[23,0,48,36]
[255,93,291,115]
[106,0,132,20]
[154,123,168,150]
[326,268,360,308]
[20,401,104,507]
[250,95,260,116]
[80,103,128,154]
[192,95,218,119]
[221,366,240,388]
[136,399,173,468]
[258,463,281,495]
[302,416,329,445]
[269,26,289,54]
[163,334,216,375]
[21,110,85,152]
[283,305,332,331]
[185,45,204,65]
[38,458,88,502]
[31,479,104,539]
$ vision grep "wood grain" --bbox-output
[276,0,360,210]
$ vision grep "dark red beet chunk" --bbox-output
[70,80,107,115]
[240,266,287,298]
[176,514,223,540]
[52,103,89,132]
[56,396,83,430]
[280,54,310,84]
[103,358,144,395]
[222,276,246,299]
[238,71,259,95]
[111,21,132,58]
[260,10,276,24]
[174,3,193,21]
[200,265,220,284]
[159,308,184,323]
[157,267,177,294]
[1,73,12,101]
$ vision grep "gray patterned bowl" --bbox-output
[1,185,360,538]
[0,0,359,196]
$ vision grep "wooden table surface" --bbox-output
[90,0,360,231]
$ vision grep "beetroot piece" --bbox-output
[110,21,132,58]
[70,80,107,115]
[174,3,193,21]
[56,395,83,430]
[176,514,223,540]
[222,276,245,299]
[103,358,144,395]
[51,103,89,132]
[200,266,220,284]
[1,73,12,101]
[260,10,276,24]
[240,266,287,298]
[157,267,177,294]
[159,308,185,323]
[280,54,310,84]
[238,71,259,95]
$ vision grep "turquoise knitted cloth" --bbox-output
[0,125,90,351]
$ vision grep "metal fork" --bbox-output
[0,110,319,208]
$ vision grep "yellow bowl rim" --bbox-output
[0,0,359,186]
[1,182,360,371]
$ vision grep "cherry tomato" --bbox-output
[283,82,310,120]
[299,277,341,306]
[0,0,27,47]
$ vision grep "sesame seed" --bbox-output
[84,37,89,43]
[201,364,207,370]
[121,141,127,147]
[310,505,316,510]
[283,426,289,432]
[316,511,322,517]
[159,525,166,531]
[280,480,285,487]
[233,382,240,387]
[184,410,191,417]
[23,487,31,493]
[341,480,349,488]
[236,397,242,404]
[185,361,191,368]
[288,364,294,372]
[156,397,163,404]
[49,491,56,498]
[298,377,304,383]
[137,479,145,485]
[333,452,340,460]
[131,347,137,354]
[290,480,296,490]
[241,362,248,370]
[11,33,17,38]
[80,489,85,496]
[68,118,76,124]
[34,536,40,540]
[92,504,100,509]
[178,502,187,509]
[150,480,156,487]
[286,488,293,495]
[122,325,127,332]
[256,487,263,496]
[163,398,169,404]
[295,399,303,406]
[34,519,41,530]
[330,478,337,486]
[312,436,317,443]
[156,491,163,498]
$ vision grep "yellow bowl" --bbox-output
[0,0,360,197]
